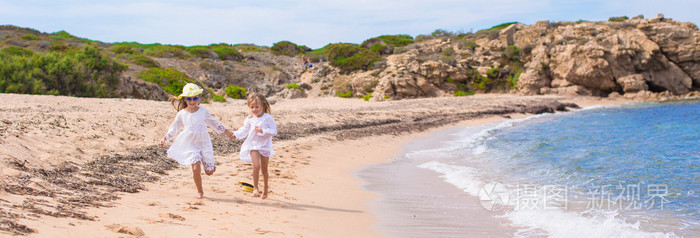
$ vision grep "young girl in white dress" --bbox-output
[160,83,234,199]
[232,92,277,199]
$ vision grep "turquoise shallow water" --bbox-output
[474,100,699,235]
[402,100,700,237]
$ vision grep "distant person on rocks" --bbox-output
[231,92,278,199]
[160,83,235,199]
[302,56,310,71]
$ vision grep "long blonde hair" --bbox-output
[247,92,271,114]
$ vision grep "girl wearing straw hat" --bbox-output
[160,83,234,199]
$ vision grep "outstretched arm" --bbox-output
[233,118,251,140]
[204,109,228,133]
[161,113,183,145]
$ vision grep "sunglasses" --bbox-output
[185,96,199,101]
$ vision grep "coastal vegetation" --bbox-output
[271,41,310,56]
[137,68,192,96]
[1,14,698,102]
[0,44,127,97]
[225,84,247,99]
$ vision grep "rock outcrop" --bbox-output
[317,14,700,100]
[3,15,698,101]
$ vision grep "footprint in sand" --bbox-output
[105,224,145,236]
[210,186,226,193]
[186,201,204,206]
[183,206,199,211]
[255,228,284,235]
[167,213,185,221]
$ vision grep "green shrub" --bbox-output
[1,46,34,57]
[271,41,310,56]
[225,85,247,99]
[132,55,159,68]
[609,16,629,22]
[137,68,193,96]
[234,44,265,52]
[375,35,414,47]
[305,47,329,62]
[21,34,40,41]
[362,92,372,101]
[115,42,188,59]
[336,90,353,98]
[445,77,454,83]
[49,43,75,52]
[325,43,381,73]
[112,45,135,54]
[488,22,517,31]
[454,90,475,96]
[384,95,391,99]
[185,46,213,58]
[486,67,500,79]
[508,72,521,90]
[285,83,302,91]
[369,43,388,54]
[212,94,226,102]
[432,29,452,37]
[50,30,75,41]
[0,45,126,97]
[211,45,243,60]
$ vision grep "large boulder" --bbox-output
[616,74,649,93]
[549,43,619,92]
[638,19,700,87]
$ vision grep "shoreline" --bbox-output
[0,94,636,237]
[356,97,649,237]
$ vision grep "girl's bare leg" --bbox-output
[260,156,270,199]
[250,150,261,197]
[192,161,204,199]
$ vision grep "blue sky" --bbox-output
[1,0,698,49]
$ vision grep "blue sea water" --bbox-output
[409,100,700,237]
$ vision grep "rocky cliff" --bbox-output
[2,14,699,101]
[334,14,700,100]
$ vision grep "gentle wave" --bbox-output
[418,161,678,238]
[415,100,699,237]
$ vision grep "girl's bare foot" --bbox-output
[261,188,268,199]
[195,192,204,199]
[252,189,261,197]
[205,166,216,176]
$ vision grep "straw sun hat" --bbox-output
[238,181,254,192]
[178,83,204,99]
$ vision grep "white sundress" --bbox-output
[233,113,278,162]
[164,107,227,172]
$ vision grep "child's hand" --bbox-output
[254,126,263,133]
[225,129,235,139]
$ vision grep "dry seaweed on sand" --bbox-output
[0,219,36,235]
[1,145,181,234]
[0,98,579,235]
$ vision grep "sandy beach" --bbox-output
[0,93,635,237]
